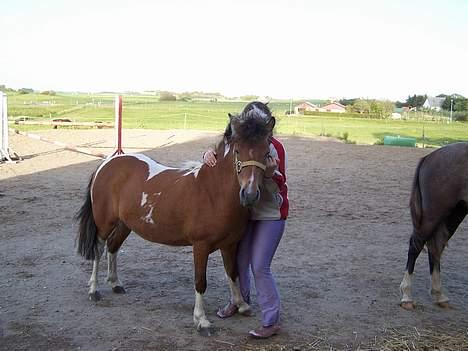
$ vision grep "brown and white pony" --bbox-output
[400,142,468,310]
[76,111,274,332]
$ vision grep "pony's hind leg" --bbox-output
[400,234,425,310]
[106,221,131,294]
[428,204,467,308]
[88,237,106,301]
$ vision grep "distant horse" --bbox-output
[76,111,274,332]
[400,142,468,310]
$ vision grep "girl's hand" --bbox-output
[265,156,277,178]
[203,149,217,167]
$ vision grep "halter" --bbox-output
[234,150,266,174]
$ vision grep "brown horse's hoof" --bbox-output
[112,286,126,294]
[88,291,101,302]
[400,301,415,310]
[437,301,450,309]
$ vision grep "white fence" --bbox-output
[0,91,11,161]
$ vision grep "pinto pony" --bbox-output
[400,142,468,310]
[76,111,274,332]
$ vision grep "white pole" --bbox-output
[184,113,187,129]
[450,98,453,123]
[0,91,4,152]
[3,93,8,152]
[115,95,119,150]
[0,91,12,161]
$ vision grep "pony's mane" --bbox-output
[213,101,274,158]
[230,112,272,144]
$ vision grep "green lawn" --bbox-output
[6,93,467,147]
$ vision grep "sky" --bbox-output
[0,0,467,101]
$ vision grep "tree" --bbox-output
[339,98,357,106]
[442,96,468,111]
[405,94,426,108]
[352,99,370,114]
[18,88,34,94]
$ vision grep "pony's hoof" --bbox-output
[437,301,450,309]
[88,291,101,302]
[112,286,126,294]
[197,326,214,337]
[400,301,415,310]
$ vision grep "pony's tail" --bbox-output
[409,156,426,231]
[75,172,99,261]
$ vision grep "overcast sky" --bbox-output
[1,0,467,100]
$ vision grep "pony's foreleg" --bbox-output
[221,245,250,314]
[88,238,105,301]
[192,244,211,334]
[400,234,425,310]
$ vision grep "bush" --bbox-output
[159,91,176,101]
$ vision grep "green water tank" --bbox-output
[383,135,416,147]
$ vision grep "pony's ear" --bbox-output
[266,116,276,132]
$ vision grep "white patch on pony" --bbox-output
[130,154,175,180]
[141,205,155,224]
[106,251,122,288]
[181,161,203,178]
[153,192,162,196]
[88,257,100,295]
[400,271,413,303]
[140,192,148,207]
[227,275,251,314]
[193,291,211,330]
[430,269,449,303]
[224,143,230,157]
[91,154,174,203]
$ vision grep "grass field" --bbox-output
[6,92,467,147]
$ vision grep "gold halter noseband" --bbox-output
[234,150,267,174]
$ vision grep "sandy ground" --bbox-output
[1,129,467,351]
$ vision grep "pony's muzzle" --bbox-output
[240,187,260,207]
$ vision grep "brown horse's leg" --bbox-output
[220,244,251,314]
[429,205,467,308]
[88,237,106,301]
[192,243,212,333]
[400,234,425,310]
[106,221,131,294]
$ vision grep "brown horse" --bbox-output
[76,112,274,332]
[400,142,468,310]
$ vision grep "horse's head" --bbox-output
[228,102,275,207]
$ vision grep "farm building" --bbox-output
[294,101,347,114]
[320,102,346,113]
[294,101,320,114]
[423,96,444,111]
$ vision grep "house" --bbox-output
[423,96,445,111]
[294,101,320,114]
[320,102,346,113]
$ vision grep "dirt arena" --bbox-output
[1,129,467,350]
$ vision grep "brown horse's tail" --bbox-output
[75,172,100,261]
[409,156,426,231]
